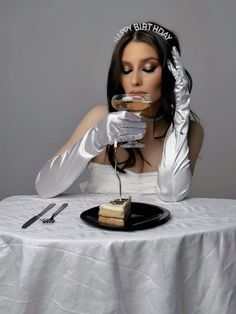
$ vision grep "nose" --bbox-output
[131,70,142,86]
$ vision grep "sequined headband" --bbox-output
[113,23,173,43]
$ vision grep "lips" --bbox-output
[129,91,147,94]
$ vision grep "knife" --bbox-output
[22,203,56,229]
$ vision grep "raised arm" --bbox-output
[35,105,146,198]
[156,47,203,201]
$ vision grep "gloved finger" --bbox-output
[118,127,146,136]
[117,120,147,129]
[117,111,142,122]
[171,46,185,76]
[118,133,146,142]
[167,59,178,79]
[110,122,146,136]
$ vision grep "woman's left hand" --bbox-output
[156,47,192,201]
[167,47,190,133]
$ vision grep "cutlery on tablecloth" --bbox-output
[40,203,68,223]
[21,203,56,229]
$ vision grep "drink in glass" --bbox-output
[111,94,152,148]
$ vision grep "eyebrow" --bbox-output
[121,57,160,64]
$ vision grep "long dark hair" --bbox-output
[106,21,197,172]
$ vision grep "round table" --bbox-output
[0,194,236,314]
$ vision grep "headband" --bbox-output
[113,22,173,43]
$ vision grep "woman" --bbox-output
[35,21,204,201]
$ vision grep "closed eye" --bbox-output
[121,64,159,74]
[143,67,156,73]
[121,68,132,74]
[121,68,156,74]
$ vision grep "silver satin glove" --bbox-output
[156,46,191,201]
[94,111,146,149]
[35,111,146,198]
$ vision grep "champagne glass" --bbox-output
[111,93,152,148]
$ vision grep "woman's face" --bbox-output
[120,41,162,106]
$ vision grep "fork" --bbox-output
[41,203,68,223]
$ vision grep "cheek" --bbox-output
[120,76,124,86]
[119,76,124,90]
[146,73,162,102]
[120,76,128,89]
[148,72,162,91]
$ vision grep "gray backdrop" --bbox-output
[1,0,236,200]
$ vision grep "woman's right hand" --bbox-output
[93,111,147,149]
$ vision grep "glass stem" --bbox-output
[114,140,122,200]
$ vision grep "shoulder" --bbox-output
[188,119,204,173]
[51,104,109,157]
[75,103,108,131]
[56,104,109,155]
[81,104,109,125]
[87,104,109,118]
[189,120,204,140]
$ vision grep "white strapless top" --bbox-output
[79,162,158,194]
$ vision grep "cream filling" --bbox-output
[99,196,131,219]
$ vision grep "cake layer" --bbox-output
[98,216,126,227]
[99,196,131,219]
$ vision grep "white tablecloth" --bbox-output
[0,194,236,314]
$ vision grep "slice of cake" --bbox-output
[98,196,131,227]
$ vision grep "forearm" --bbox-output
[156,126,192,201]
[35,128,102,198]
[35,111,146,198]
[156,46,192,202]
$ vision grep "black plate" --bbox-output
[80,202,171,231]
